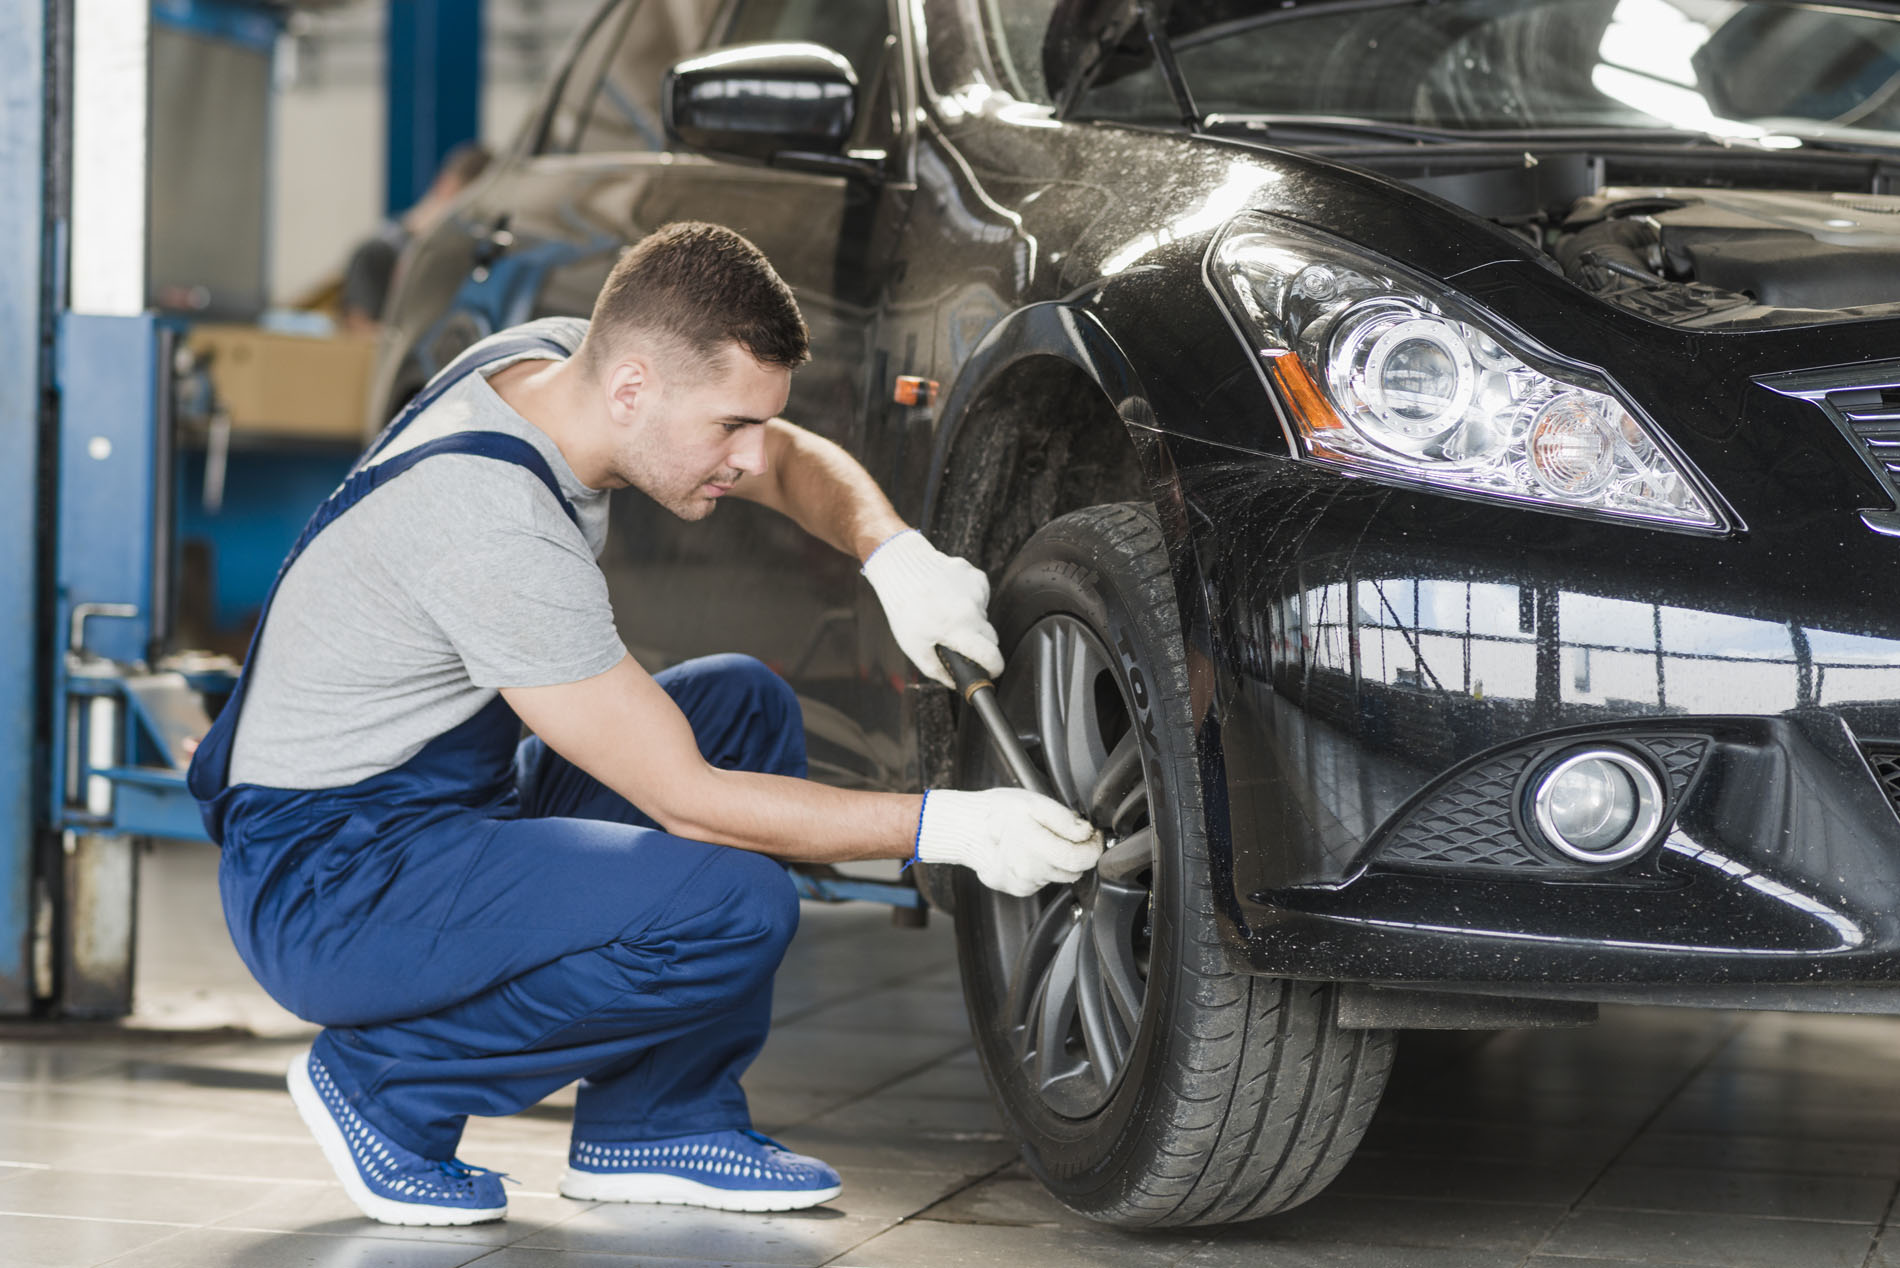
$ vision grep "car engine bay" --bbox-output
[1549,186,1900,327]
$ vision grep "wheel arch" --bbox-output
[915,306,1235,934]
[920,302,1183,583]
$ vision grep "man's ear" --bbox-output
[603,356,651,423]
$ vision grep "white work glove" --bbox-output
[862,529,1003,688]
[915,788,1104,898]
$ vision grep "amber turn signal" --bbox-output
[894,375,939,407]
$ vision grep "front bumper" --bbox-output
[1164,428,1900,1001]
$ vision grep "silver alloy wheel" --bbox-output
[989,614,1156,1119]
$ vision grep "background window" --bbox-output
[541,0,716,154]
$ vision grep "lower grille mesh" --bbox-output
[1378,735,1710,871]
[1864,746,1900,817]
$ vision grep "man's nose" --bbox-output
[730,427,769,476]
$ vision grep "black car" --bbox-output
[374,0,1900,1228]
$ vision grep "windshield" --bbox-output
[985,0,1900,147]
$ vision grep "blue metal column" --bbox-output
[385,0,483,214]
[0,0,51,1013]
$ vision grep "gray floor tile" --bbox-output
[829,1167,977,1222]
[1582,1160,1895,1222]
[468,1252,794,1268]
[1329,1150,1600,1205]
[747,1086,856,1132]
[512,1201,895,1264]
[1651,1095,1900,1142]
[1520,1259,1675,1268]
[1539,1207,1878,1268]
[0,1045,165,1086]
[70,1129,339,1183]
[1618,1130,1900,1178]
[1355,1120,1631,1170]
[0,1164,282,1224]
[783,987,972,1038]
[0,1085,229,1133]
[745,1027,971,1096]
[0,1119,166,1167]
[797,1093,1003,1137]
[84,1226,492,1267]
[832,1218,1186,1268]
[0,1211,191,1268]
[919,1172,1090,1228]
[1213,1191,1563,1253]
[1177,1242,1525,1268]
[766,1118,1015,1175]
[1372,1090,1662,1132]
[870,1063,991,1103]
[216,1184,586,1247]
[1676,1067,1900,1105]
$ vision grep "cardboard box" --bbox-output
[186,325,376,440]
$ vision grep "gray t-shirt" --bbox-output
[228,317,627,789]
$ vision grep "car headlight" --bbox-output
[1205,214,1728,532]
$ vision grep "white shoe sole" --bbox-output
[558,1166,842,1211]
[287,1048,506,1227]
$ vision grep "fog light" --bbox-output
[1531,748,1666,863]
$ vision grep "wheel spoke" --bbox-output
[1087,729,1144,827]
[1004,888,1076,1039]
[1097,826,1156,885]
[1033,627,1077,806]
[1074,919,1129,1080]
[1109,781,1147,833]
[1088,885,1147,1033]
[1031,917,1084,1096]
[1060,628,1111,808]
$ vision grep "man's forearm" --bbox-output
[739,419,907,560]
[668,770,922,864]
[504,657,922,864]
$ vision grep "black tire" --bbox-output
[951,503,1394,1228]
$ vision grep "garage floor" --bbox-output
[6,843,1900,1267]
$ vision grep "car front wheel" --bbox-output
[952,502,1394,1228]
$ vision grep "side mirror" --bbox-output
[663,42,868,175]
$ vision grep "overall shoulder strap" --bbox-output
[370,432,582,527]
[356,331,571,473]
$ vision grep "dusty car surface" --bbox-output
[374,0,1900,1228]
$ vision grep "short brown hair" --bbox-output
[583,222,809,375]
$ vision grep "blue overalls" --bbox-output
[188,336,805,1161]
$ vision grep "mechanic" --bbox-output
[186,222,1102,1228]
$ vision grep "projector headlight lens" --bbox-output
[1206,213,1729,532]
[1531,748,1667,864]
[1328,307,1477,452]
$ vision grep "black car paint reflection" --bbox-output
[374,0,1900,1010]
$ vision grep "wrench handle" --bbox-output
[936,646,1052,799]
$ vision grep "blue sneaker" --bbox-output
[560,1128,842,1211]
[287,1045,507,1226]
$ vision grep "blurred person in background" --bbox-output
[337,141,492,333]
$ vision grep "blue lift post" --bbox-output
[386,0,485,214]
[0,0,49,1014]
